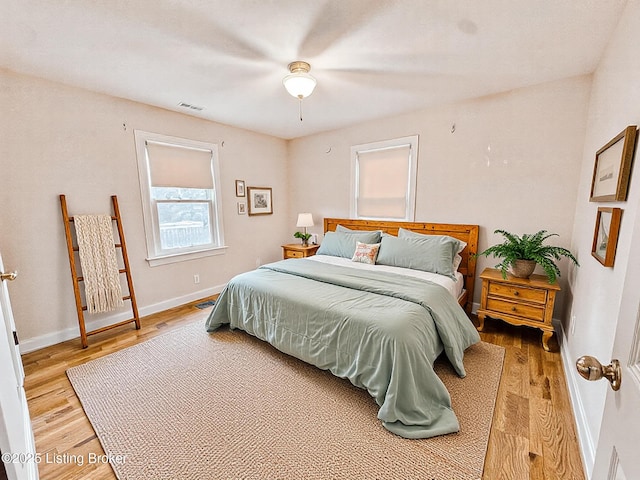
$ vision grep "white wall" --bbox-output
[289,76,591,313]
[0,69,289,351]
[563,1,640,475]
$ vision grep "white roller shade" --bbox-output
[356,145,410,219]
[146,141,214,189]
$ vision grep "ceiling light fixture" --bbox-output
[283,61,317,121]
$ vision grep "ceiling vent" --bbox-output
[178,102,204,111]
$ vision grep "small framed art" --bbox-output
[590,126,637,202]
[591,207,622,267]
[237,202,246,215]
[235,180,246,197]
[247,187,273,216]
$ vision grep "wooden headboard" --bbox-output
[324,218,479,313]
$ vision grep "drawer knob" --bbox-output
[511,306,517,312]
[513,290,519,296]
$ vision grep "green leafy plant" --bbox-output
[476,229,579,283]
[293,231,312,244]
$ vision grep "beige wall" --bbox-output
[289,75,591,313]
[2,71,590,351]
[0,69,289,350]
[564,0,640,474]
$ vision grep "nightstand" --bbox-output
[281,243,320,259]
[477,267,561,351]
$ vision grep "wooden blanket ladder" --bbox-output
[60,194,140,348]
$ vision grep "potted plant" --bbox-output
[294,231,312,246]
[476,229,579,283]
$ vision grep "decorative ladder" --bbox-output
[59,195,140,348]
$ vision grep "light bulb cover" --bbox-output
[283,73,317,99]
[283,61,317,99]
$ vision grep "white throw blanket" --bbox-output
[74,215,124,314]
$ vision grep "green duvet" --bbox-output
[205,258,480,439]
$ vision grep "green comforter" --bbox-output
[205,258,480,439]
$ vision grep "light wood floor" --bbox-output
[21,299,585,480]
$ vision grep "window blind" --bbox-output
[146,141,213,189]
[356,144,411,219]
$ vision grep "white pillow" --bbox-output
[351,241,381,265]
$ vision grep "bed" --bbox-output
[206,218,480,439]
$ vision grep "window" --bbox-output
[134,130,225,266]
[350,135,418,221]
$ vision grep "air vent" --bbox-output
[178,102,204,111]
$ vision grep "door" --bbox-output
[591,204,640,480]
[0,260,23,389]
[0,252,38,480]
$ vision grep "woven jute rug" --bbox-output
[67,322,504,480]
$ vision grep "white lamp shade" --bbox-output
[283,73,317,99]
[296,213,314,228]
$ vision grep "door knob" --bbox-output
[0,270,17,282]
[576,356,621,391]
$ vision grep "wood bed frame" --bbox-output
[324,218,479,313]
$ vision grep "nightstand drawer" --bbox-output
[486,298,545,322]
[488,282,547,304]
[282,244,320,259]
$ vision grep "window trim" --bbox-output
[134,130,226,266]
[350,135,419,221]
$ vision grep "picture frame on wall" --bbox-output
[235,179,246,197]
[591,207,622,267]
[247,187,273,216]
[237,202,246,215]
[589,125,637,202]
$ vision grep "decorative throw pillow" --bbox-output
[351,242,381,264]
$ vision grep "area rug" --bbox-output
[67,322,504,480]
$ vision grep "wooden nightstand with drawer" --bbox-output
[281,243,320,259]
[477,267,561,351]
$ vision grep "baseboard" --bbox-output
[18,284,226,354]
[471,301,480,315]
[554,319,594,479]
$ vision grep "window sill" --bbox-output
[146,246,228,267]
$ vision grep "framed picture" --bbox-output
[237,202,246,215]
[590,126,637,202]
[235,179,245,197]
[591,207,622,267]
[247,187,273,216]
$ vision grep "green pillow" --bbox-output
[398,228,466,269]
[336,225,383,236]
[317,231,382,258]
[397,228,466,254]
[376,235,457,279]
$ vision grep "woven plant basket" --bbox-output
[511,259,536,278]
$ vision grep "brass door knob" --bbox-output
[576,355,621,391]
[0,270,17,282]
